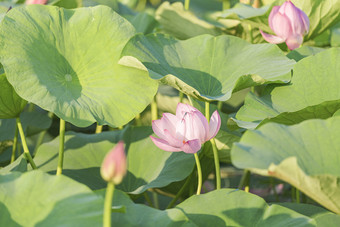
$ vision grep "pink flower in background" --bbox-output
[100,141,127,184]
[25,0,47,4]
[260,0,309,50]
[150,103,221,154]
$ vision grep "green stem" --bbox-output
[28,103,35,112]
[184,0,190,10]
[217,101,223,111]
[16,118,37,169]
[222,0,230,10]
[205,101,221,189]
[95,124,103,134]
[135,113,141,126]
[205,101,210,122]
[143,192,154,207]
[152,191,159,209]
[10,124,18,163]
[238,169,250,192]
[194,153,202,195]
[210,139,221,189]
[56,119,66,175]
[296,188,300,203]
[167,173,192,208]
[151,96,158,121]
[248,24,253,44]
[103,182,115,227]
[179,92,184,103]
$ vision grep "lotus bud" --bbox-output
[25,0,48,4]
[260,0,310,50]
[100,141,127,185]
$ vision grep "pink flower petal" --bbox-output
[152,113,177,139]
[282,1,305,35]
[181,139,201,154]
[260,30,285,44]
[286,34,303,50]
[163,129,183,147]
[208,110,221,140]
[100,141,127,184]
[271,12,292,39]
[298,8,310,34]
[180,111,208,143]
[192,111,209,142]
[26,0,47,4]
[268,6,280,31]
[150,136,182,152]
[176,103,200,119]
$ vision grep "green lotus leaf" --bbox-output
[0,5,158,127]
[155,2,223,40]
[277,203,340,227]
[33,126,195,193]
[236,48,340,128]
[94,188,316,226]
[287,46,326,62]
[0,171,103,226]
[0,154,27,174]
[231,117,340,214]
[220,0,340,41]
[0,73,27,119]
[120,33,295,101]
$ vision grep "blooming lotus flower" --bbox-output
[260,0,309,50]
[100,141,127,184]
[25,0,47,4]
[150,103,221,154]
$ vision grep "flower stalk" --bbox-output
[56,119,66,175]
[16,117,37,169]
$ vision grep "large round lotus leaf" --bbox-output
[0,74,27,119]
[176,189,315,227]
[33,126,195,193]
[236,48,340,128]
[0,171,103,226]
[231,117,340,214]
[96,188,315,226]
[0,5,158,127]
[120,33,295,101]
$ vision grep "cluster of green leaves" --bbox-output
[1,0,340,226]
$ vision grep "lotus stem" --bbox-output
[16,117,37,169]
[205,101,221,189]
[179,92,184,103]
[135,113,141,126]
[95,124,103,134]
[143,192,154,207]
[103,182,115,227]
[10,124,18,163]
[56,119,66,175]
[184,0,190,10]
[194,153,202,195]
[151,96,158,121]
[238,169,250,192]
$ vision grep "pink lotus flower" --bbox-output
[100,141,127,184]
[260,0,309,50]
[150,103,221,154]
[25,0,47,4]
